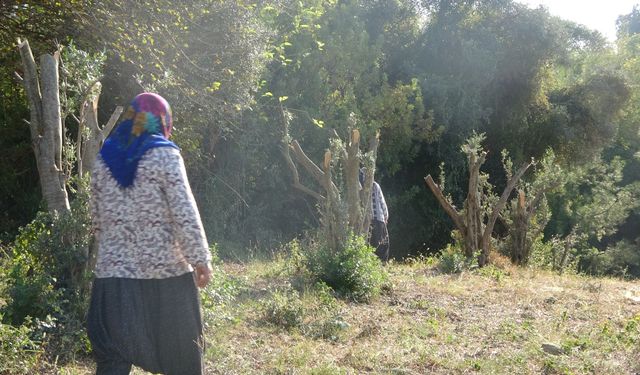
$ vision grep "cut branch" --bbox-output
[424,174,465,231]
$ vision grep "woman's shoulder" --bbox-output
[143,146,182,164]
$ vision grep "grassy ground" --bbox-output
[56,259,640,374]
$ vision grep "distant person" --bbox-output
[87,93,212,375]
[360,169,390,262]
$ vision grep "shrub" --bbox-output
[0,316,41,375]
[578,241,640,278]
[260,282,349,340]
[301,282,349,341]
[0,185,93,362]
[260,287,305,330]
[437,244,475,274]
[306,234,388,302]
[200,244,242,327]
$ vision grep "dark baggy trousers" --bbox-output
[87,272,204,375]
[370,219,390,262]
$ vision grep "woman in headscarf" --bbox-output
[87,93,212,375]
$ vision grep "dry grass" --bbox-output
[58,259,640,374]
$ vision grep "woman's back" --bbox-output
[91,147,209,279]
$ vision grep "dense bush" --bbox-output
[579,241,640,278]
[306,235,388,302]
[0,186,93,361]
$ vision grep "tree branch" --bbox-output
[482,159,535,251]
[424,174,465,231]
[17,38,43,139]
[104,106,124,136]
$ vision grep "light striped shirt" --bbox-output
[371,182,388,223]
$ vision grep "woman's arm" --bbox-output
[161,149,213,271]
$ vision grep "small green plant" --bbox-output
[306,235,388,302]
[279,239,314,289]
[0,315,41,374]
[301,282,349,341]
[261,287,305,330]
[200,244,241,328]
[437,244,475,274]
[476,264,509,282]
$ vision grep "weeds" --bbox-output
[437,244,475,274]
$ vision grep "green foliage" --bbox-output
[261,287,305,330]
[437,243,475,274]
[502,149,562,265]
[2,0,640,279]
[475,264,509,283]
[59,41,107,118]
[529,236,565,271]
[200,244,242,328]
[545,158,639,271]
[306,234,388,302]
[0,186,93,361]
[0,316,41,375]
[579,241,640,278]
[260,281,348,340]
[300,282,348,341]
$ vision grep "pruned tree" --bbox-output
[279,106,379,252]
[17,38,124,210]
[16,38,124,289]
[424,133,534,266]
[503,150,564,265]
[18,38,70,214]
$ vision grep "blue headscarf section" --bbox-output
[99,93,179,188]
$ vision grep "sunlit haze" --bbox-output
[517,0,638,41]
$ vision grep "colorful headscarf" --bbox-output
[99,93,179,188]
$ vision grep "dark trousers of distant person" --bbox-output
[370,219,390,262]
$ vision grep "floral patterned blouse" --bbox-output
[90,147,211,279]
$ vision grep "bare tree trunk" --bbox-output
[79,82,123,178]
[506,174,559,265]
[346,129,362,234]
[359,132,379,237]
[465,151,484,258]
[18,39,70,214]
[424,174,466,233]
[510,190,528,264]
[479,160,533,266]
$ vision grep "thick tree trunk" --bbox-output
[465,152,485,258]
[18,39,70,214]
